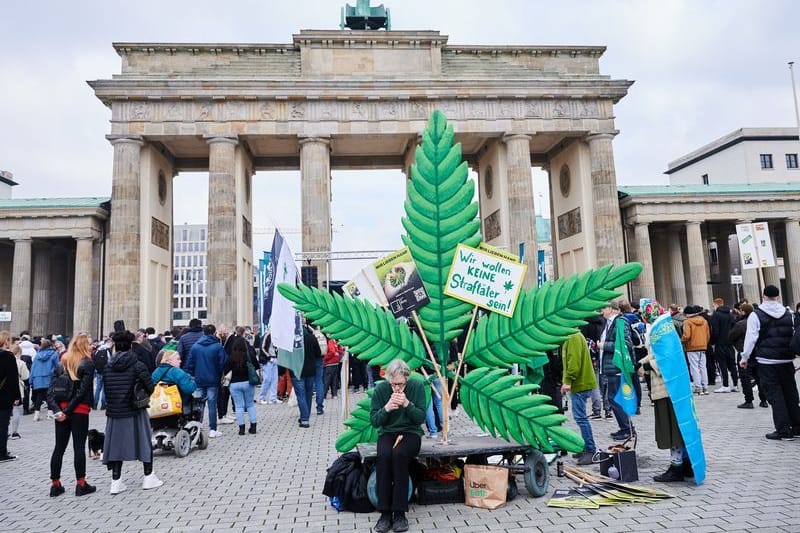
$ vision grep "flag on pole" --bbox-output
[262,231,283,327]
[612,317,638,417]
[268,230,305,378]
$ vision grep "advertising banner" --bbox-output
[444,243,527,317]
[343,268,388,308]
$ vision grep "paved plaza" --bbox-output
[2,377,800,533]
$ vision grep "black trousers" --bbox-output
[31,388,48,412]
[741,362,767,403]
[759,362,800,434]
[715,345,738,387]
[323,365,338,398]
[0,406,11,456]
[706,345,718,385]
[218,386,233,418]
[350,355,367,390]
[376,432,421,512]
[50,413,89,480]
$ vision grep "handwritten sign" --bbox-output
[444,243,527,317]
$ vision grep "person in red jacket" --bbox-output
[322,338,343,399]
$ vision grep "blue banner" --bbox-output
[537,249,546,287]
[649,313,707,485]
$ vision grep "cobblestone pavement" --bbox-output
[2,376,799,533]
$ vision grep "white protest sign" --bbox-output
[751,222,776,267]
[735,223,759,271]
[444,243,527,317]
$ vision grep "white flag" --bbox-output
[270,231,299,351]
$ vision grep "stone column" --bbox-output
[72,237,94,335]
[785,218,800,306]
[205,136,239,326]
[503,134,536,287]
[686,221,708,307]
[49,246,68,335]
[106,135,144,333]
[300,137,332,288]
[716,232,733,304]
[633,222,656,301]
[31,243,51,334]
[587,133,625,268]
[9,238,32,334]
[736,219,760,301]
[667,230,687,305]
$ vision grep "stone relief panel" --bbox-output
[151,217,170,250]
[115,97,604,125]
[557,207,582,240]
[484,209,502,241]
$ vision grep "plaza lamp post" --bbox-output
[790,62,800,150]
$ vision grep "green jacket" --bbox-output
[561,332,597,393]
[370,376,426,436]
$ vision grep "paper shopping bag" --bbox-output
[148,383,183,418]
[463,464,508,510]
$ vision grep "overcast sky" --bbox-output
[2,0,799,279]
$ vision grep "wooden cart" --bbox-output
[358,434,559,505]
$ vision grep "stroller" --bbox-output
[151,395,208,458]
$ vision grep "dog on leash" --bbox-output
[87,429,105,460]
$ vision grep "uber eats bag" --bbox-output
[463,464,508,510]
[148,382,183,418]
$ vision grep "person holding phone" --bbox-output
[369,359,426,533]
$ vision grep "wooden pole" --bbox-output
[411,310,451,444]
[449,306,479,400]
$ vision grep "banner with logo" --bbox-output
[372,247,430,318]
[751,222,776,267]
[736,222,775,270]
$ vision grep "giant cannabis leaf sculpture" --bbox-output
[401,111,482,362]
[278,110,642,454]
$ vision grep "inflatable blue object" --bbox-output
[648,313,707,485]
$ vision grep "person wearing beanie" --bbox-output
[740,285,800,440]
[729,303,767,409]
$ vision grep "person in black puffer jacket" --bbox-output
[102,330,160,495]
[45,333,96,497]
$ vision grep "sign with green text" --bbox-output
[444,243,526,317]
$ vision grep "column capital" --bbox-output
[13,237,32,244]
[203,135,239,146]
[735,219,752,225]
[786,216,800,223]
[685,220,703,226]
[106,134,144,147]
[502,133,532,144]
[74,235,95,242]
[298,136,331,147]
[586,131,619,143]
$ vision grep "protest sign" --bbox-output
[372,247,429,317]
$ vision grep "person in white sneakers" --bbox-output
[102,330,162,494]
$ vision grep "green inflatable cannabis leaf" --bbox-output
[276,283,430,370]
[459,367,585,453]
[465,263,643,370]
[402,110,482,363]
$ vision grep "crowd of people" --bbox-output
[1,284,798,507]
[560,284,800,484]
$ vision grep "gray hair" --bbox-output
[385,359,411,380]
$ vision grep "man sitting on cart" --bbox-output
[370,359,426,533]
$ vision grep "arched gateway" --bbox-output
[91,28,632,333]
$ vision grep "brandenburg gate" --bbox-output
[91,28,631,332]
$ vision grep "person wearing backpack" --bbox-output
[92,337,111,410]
[30,339,60,421]
[740,285,800,440]
[45,333,96,496]
[102,330,160,494]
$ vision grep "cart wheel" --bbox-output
[523,450,549,497]
[367,469,413,508]
[174,429,191,458]
[507,476,519,501]
[197,429,209,450]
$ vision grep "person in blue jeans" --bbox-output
[186,324,227,438]
[424,378,443,438]
[560,330,598,465]
[293,324,321,428]
[223,337,260,435]
[92,341,111,410]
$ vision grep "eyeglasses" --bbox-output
[389,380,407,390]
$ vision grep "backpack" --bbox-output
[93,347,109,374]
[48,366,74,403]
[322,452,375,513]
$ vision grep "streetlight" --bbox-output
[790,62,800,147]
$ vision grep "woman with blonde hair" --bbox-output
[46,333,96,497]
[0,331,22,462]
